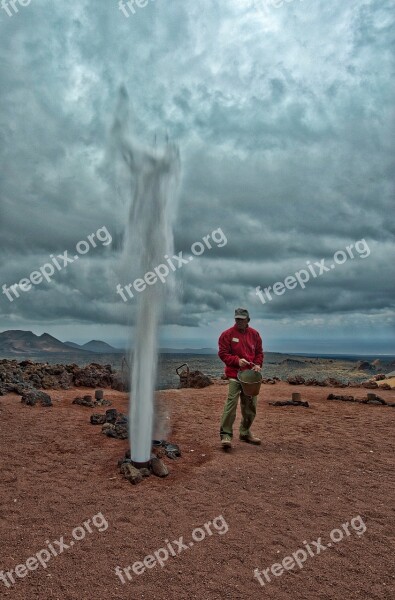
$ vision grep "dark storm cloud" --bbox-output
[0,0,393,349]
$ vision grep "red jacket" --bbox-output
[218,324,264,379]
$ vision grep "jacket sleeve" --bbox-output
[218,330,240,368]
[253,332,264,366]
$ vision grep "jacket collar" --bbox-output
[233,323,249,333]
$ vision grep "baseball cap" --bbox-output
[234,307,250,320]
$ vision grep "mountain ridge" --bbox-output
[0,330,73,354]
[0,330,217,355]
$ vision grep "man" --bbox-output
[218,308,264,448]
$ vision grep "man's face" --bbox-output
[235,318,248,331]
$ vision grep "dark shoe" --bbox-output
[221,435,232,448]
[239,433,261,445]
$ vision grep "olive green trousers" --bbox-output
[220,379,258,439]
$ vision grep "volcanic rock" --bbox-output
[73,395,111,408]
[98,410,128,439]
[304,378,320,386]
[150,457,169,477]
[0,359,125,392]
[73,364,113,388]
[162,441,181,459]
[73,396,95,407]
[1,382,31,396]
[105,409,118,424]
[362,394,386,405]
[110,374,128,392]
[327,393,392,407]
[90,414,107,425]
[362,380,379,389]
[287,375,305,385]
[102,423,114,434]
[380,383,391,390]
[151,446,166,459]
[178,370,213,389]
[114,413,128,425]
[139,468,151,478]
[101,422,128,440]
[269,400,309,407]
[95,398,112,407]
[21,390,53,407]
[120,463,143,485]
[327,394,356,402]
[109,424,128,440]
[323,378,346,387]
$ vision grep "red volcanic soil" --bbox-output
[0,382,394,600]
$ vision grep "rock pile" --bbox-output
[287,375,348,387]
[373,374,386,381]
[327,393,395,407]
[73,364,114,388]
[360,374,392,389]
[117,442,181,484]
[21,390,52,407]
[178,369,213,389]
[89,408,128,439]
[118,458,169,484]
[361,380,379,389]
[262,377,280,384]
[287,375,307,385]
[378,383,392,390]
[269,399,309,408]
[0,359,125,395]
[73,390,112,408]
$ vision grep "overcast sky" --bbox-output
[0,0,394,354]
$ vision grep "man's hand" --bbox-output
[252,364,261,372]
[239,358,250,368]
